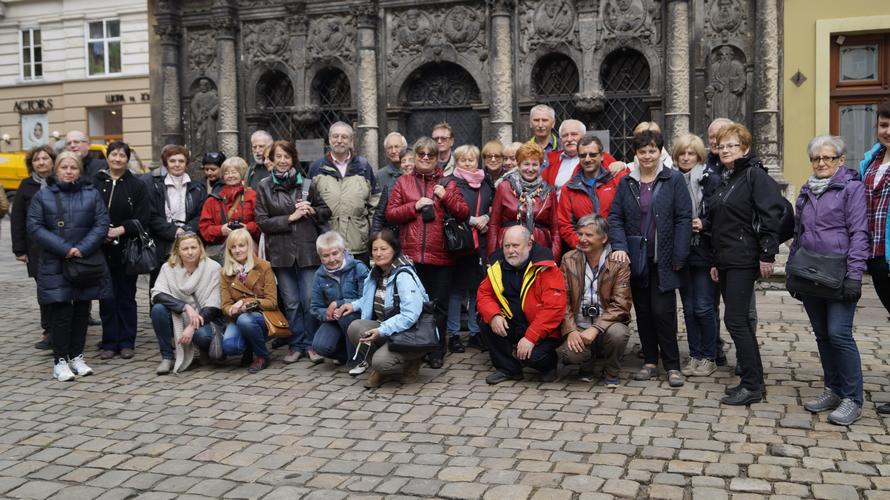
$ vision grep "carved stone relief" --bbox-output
[388,5,486,70]
[187,30,216,75]
[308,16,356,64]
[705,0,747,43]
[518,0,579,54]
[600,0,659,44]
[243,20,290,63]
[190,77,219,155]
[705,45,746,123]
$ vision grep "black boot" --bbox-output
[449,336,465,353]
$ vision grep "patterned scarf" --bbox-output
[506,171,550,233]
[372,266,391,321]
[807,174,832,196]
[271,167,301,190]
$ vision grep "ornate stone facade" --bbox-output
[151,0,784,177]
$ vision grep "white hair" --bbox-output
[250,130,273,143]
[807,135,847,159]
[329,121,354,137]
[316,231,346,255]
[529,104,556,122]
[559,119,587,136]
[383,132,408,149]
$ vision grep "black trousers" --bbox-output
[480,321,559,376]
[50,300,90,361]
[99,268,139,351]
[867,257,890,315]
[719,267,764,390]
[415,263,452,360]
[631,263,680,371]
[713,283,758,361]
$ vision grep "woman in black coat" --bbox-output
[10,145,56,349]
[608,130,692,387]
[95,141,151,360]
[27,151,112,381]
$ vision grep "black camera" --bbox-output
[420,204,435,223]
[244,301,260,312]
[581,303,600,318]
[228,221,244,230]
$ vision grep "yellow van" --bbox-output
[0,152,28,194]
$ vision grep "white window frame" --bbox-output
[20,27,42,81]
[84,18,122,77]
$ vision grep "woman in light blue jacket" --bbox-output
[334,229,430,388]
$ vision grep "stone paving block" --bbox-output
[0,477,27,495]
[649,484,684,500]
[561,475,605,492]
[482,485,533,500]
[602,478,641,498]
[8,480,64,499]
[222,483,273,499]
[812,484,860,500]
[530,488,573,500]
[437,482,486,500]
[692,487,729,500]
[729,478,772,493]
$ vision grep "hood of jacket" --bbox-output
[564,167,615,192]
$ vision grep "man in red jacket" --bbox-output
[557,134,627,249]
[477,226,567,384]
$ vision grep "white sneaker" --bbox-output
[53,358,75,382]
[348,361,369,377]
[681,358,700,376]
[68,354,93,377]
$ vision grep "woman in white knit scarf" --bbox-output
[150,233,222,374]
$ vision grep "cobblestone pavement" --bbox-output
[1,233,889,500]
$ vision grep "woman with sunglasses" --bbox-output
[385,137,469,368]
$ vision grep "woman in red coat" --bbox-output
[385,136,469,368]
[487,143,561,261]
[199,157,261,245]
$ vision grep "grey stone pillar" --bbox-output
[212,1,239,157]
[154,1,183,146]
[488,0,514,145]
[754,0,783,182]
[355,2,379,166]
[664,0,690,149]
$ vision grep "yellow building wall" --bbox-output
[783,0,890,193]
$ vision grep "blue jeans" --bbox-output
[447,290,479,337]
[223,312,268,359]
[680,266,718,360]
[274,265,317,352]
[801,297,863,405]
[150,303,214,360]
[311,314,358,363]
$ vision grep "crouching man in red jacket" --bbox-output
[477,225,567,385]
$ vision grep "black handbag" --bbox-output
[52,190,108,287]
[124,220,160,275]
[443,211,474,252]
[625,181,661,286]
[383,271,440,353]
[208,320,226,361]
[785,196,846,301]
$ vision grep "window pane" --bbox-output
[34,63,42,78]
[839,45,878,81]
[105,107,123,135]
[23,64,31,79]
[839,103,878,167]
[22,30,30,46]
[89,41,105,75]
[33,46,41,64]
[107,20,120,38]
[108,41,121,73]
[33,30,41,45]
[22,47,31,65]
[89,21,104,39]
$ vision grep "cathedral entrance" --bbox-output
[401,62,482,148]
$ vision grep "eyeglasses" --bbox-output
[716,143,741,152]
[417,151,435,159]
[811,155,840,164]
[485,154,502,160]
[432,136,452,142]
[579,152,602,159]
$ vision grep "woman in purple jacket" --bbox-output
[790,135,868,426]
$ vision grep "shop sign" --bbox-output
[106,92,151,104]
[13,99,54,114]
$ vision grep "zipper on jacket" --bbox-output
[107,178,117,210]
[415,176,428,264]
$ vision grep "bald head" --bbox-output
[65,130,90,159]
[503,226,533,267]
[707,118,733,153]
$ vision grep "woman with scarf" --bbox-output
[310,231,369,368]
[790,135,868,425]
[255,140,332,365]
[672,133,721,378]
[487,142,561,261]
[150,233,221,375]
[445,145,493,352]
[707,123,785,406]
[11,145,56,350]
[385,137,469,369]
[199,156,261,254]
[219,228,279,373]
[608,130,692,388]
[95,141,151,361]
[147,145,207,287]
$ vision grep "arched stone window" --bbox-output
[255,70,294,142]
[310,67,354,137]
[532,54,580,125]
[401,61,482,148]
[597,48,651,162]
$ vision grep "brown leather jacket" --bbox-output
[559,248,632,336]
[220,259,279,318]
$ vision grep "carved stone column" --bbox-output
[754,0,783,182]
[212,1,239,157]
[664,0,690,148]
[155,1,183,147]
[488,0,514,145]
[355,2,379,165]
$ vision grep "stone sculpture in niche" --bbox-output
[243,20,289,63]
[191,78,219,155]
[388,6,485,70]
[534,0,575,39]
[707,0,743,41]
[444,5,481,45]
[188,30,216,75]
[705,46,746,123]
[308,17,355,64]
[518,0,578,54]
[602,0,655,41]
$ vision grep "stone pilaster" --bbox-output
[754,0,783,182]
[212,0,239,157]
[664,0,690,149]
[355,2,379,166]
[488,0,514,144]
[154,0,182,147]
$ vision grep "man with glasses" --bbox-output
[246,130,273,190]
[543,120,621,200]
[527,104,561,168]
[432,123,456,176]
[557,134,627,249]
[65,130,107,185]
[308,122,379,264]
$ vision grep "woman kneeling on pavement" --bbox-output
[334,229,429,387]
[790,135,868,425]
[310,231,369,368]
[220,228,279,374]
[150,233,221,375]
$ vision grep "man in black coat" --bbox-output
[65,130,107,185]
